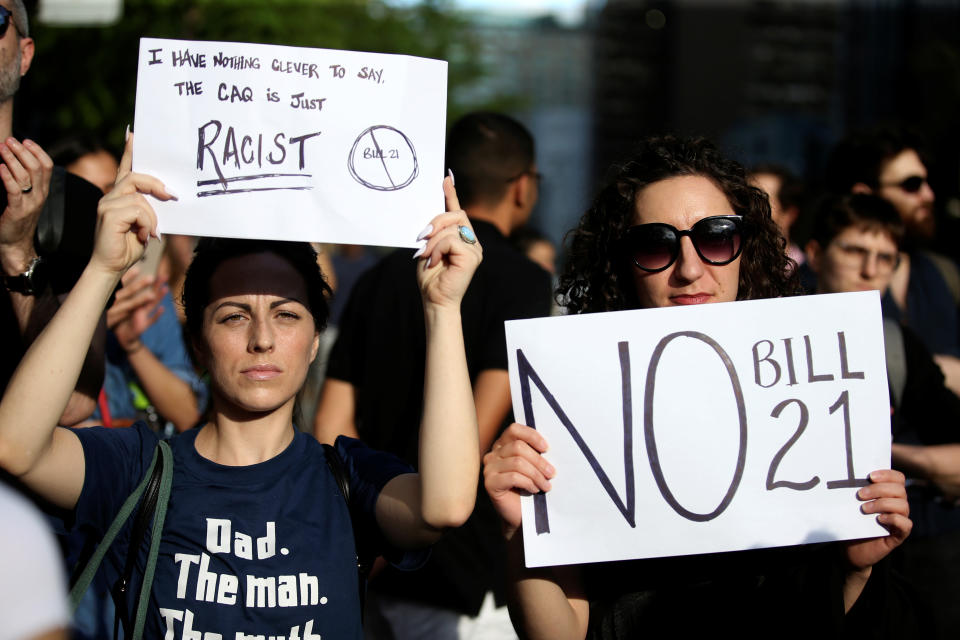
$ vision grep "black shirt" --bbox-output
[326,219,552,614]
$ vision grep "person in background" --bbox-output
[315,112,552,639]
[511,226,557,276]
[825,126,960,397]
[52,137,206,433]
[806,193,960,638]
[0,0,104,426]
[750,163,805,267]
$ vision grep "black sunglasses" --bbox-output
[621,215,745,273]
[881,175,927,194]
[0,7,17,38]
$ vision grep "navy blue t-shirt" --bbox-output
[71,423,422,639]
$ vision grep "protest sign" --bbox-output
[132,38,447,247]
[505,291,892,567]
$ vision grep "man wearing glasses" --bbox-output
[825,126,960,397]
[0,0,104,426]
[806,192,960,639]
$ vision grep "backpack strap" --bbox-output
[883,318,908,412]
[322,442,373,610]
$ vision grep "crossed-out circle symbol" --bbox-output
[347,125,419,191]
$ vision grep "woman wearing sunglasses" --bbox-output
[483,136,913,639]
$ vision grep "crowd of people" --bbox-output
[0,0,959,639]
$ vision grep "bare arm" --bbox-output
[109,268,198,432]
[484,423,588,639]
[893,442,960,499]
[376,178,481,548]
[474,368,512,456]
[0,139,102,425]
[933,354,960,398]
[312,377,359,444]
[0,138,171,509]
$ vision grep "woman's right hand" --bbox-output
[91,134,174,276]
[483,423,555,538]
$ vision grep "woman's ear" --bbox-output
[310,332,320,364]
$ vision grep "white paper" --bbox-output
[132,38,447,247]
[505,291,892,567]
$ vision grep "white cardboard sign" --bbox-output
[505,291,892,567]
[132,38,447,247]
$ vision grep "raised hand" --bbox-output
[91,134,173,276]
[107,265,167,353]
[0,138,53,267]
[414,176,483,311]
[483,423,555,537]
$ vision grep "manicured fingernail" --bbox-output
[125,124,131,142]
[425,255,433,268]
[447,168,455,185]
[416,223,433,241]
[165,187,179,201]
[412,244,425,259]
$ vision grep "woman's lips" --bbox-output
[242,365,282,380]
[670,293,712,305]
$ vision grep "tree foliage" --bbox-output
[19,0,487,153]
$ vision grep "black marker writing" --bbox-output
[171,48,206,68]
[149,48,163,65]
[218,83,253,103]
[212,52,260,70]
[517,345,636,535]
[645,332,747,522]
[290,93,326,111]
[196,120,320,194]
[174,81,203,96]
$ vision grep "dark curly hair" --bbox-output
[559,136,800,313]
[182,238,333,342]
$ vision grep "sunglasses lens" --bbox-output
[692,218,742,265]
[628,225,677,271]
[900,176,924,193]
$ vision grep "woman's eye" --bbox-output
[277,310,300,320]
[220,313,246,323]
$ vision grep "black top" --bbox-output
[326,219,552,614]
[583,544,923,639]
[0,170,102,395]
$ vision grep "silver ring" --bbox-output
[458,225,477,244]
[21,184,32,194]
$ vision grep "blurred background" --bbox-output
[19,0,960,260]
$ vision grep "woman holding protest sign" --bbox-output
[0,135,482,639]
[483,136,915,639]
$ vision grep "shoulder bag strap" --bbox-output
[322,442,372,610]
[69,442,161,611]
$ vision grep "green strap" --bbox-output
[68,445,161,612]
[133,440,173,639]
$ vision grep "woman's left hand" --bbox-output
[844,469,912,572]
[415,176,482,310]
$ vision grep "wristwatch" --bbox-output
[2,256,46,295]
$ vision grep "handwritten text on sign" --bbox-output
[505,292,891,567]
[133,38,447,247]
